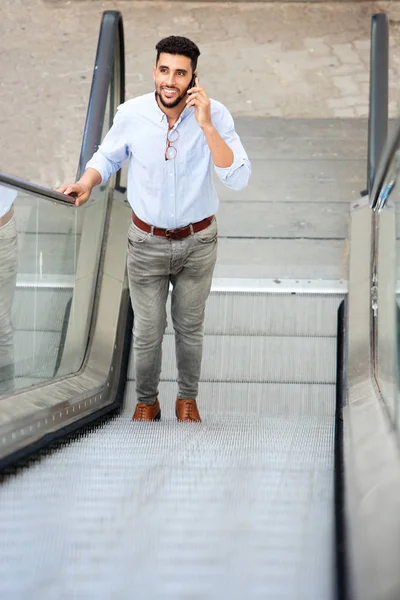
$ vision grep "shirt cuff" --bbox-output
[85,156,108,184]
[214,153,244,179]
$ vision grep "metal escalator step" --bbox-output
[0,410,334,599]
[0,286,338,599]
[127,334,337,384]
[166,292,342,336]
[123,381,336,418]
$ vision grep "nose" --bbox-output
[166,73,176,87]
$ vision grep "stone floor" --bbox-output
[0,0,399,187]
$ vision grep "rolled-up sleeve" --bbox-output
[213,107,251,191]
[85,104,129,184]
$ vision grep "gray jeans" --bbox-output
[0,215,18,395]
[127,217,218,405]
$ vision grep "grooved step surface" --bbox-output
[0,283,341,599]
[128,333,337,384]
[0,413,334,600]
[166,292,342,336]
[124,381,336,418]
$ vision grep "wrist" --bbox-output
[201,122,215,135]
[77,181,91,193]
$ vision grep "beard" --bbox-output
[156,84,190,109]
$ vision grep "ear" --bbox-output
[152,65,157,81]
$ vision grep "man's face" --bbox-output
[153,53,194,109]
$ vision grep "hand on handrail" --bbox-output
[56,183,91,207]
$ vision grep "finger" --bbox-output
[186,94,205,105]
[56,186,68,193]
[63,185,77,196]
[187,85,203,95]
[197,88,208,100]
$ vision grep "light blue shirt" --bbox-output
[86,92,251,229]
[0,185,17,219]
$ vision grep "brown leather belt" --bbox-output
[132,211,214,240]
[0,208,13,228]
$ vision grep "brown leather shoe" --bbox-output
[132,398,161,421]
[175,398,202,422]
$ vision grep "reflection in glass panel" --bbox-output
[0,185,18,395]
[0,183,78,396]
[0,177,111,397]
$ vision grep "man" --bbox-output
[0,185,18,395]
[58,36,251,422]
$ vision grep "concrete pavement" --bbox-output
[1,0,400,186]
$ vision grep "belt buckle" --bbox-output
[165,228,176,240]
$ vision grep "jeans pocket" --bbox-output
[128,222,151,244]
[193,219,218,244]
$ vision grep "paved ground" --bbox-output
[1,0,400,186]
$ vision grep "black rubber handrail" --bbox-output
[77,10,125,180]
[368,13,389,201]
[0,171,75,206]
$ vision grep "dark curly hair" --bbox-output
[155,36,200,73]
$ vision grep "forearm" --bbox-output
[78,168,102,191]
[202,124,234,168]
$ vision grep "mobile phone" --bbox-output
[188,74,196,91]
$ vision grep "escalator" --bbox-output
[0,289,342,600]
[1,9,400,600]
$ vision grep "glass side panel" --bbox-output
[0,59,115,398]
[0,178,109,396]
[375,146,400,425]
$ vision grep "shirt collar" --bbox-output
[152,92,194,125]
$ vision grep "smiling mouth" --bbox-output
[162,88,178,97]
